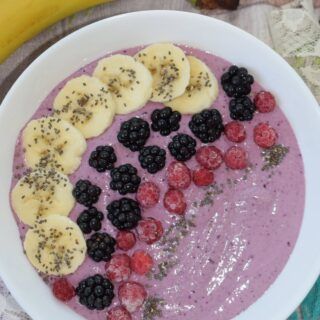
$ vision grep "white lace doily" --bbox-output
[269,0,320,102]
[0,282,30,320]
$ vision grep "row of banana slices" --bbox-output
[12,43,219,276]
[53,42,218,138]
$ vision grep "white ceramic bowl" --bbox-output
[0,10,319,320]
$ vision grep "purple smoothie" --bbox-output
[10,46,305,320]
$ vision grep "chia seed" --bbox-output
[262,144,289,170]
[150,217,196,281]
[199,183,223,207]
[143,296,166,320]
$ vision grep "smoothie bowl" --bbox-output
[0,10,320,320]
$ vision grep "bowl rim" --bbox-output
[0,10,320,320]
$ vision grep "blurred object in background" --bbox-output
[0,0,113,63]
[189,0,320,9]
[189,0,240,10]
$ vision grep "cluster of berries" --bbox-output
[221,65,276,123]
[57,59,279,318]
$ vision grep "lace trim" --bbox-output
[269,0,320,101]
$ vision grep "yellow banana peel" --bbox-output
[0,0,112,63]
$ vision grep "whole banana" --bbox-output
[0,0,112,63]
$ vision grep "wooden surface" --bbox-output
[0,0,287,103]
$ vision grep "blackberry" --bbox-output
[89,146,117,172]
[110,164,141,195]
[138,146,166,174]
[76,274,114,310]
[117,117,150,151]
[76,207,104,234]
[229,96,256,121]
[188,109,224,143]
[72,180,101,207]
[151,107,181,136]
[86,232,116,262]
[221,66,254,98]
[107,197,141,230]
[168,133,197,161]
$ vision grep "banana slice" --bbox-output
[24,215,86,276]
[53,75,116,138]
[135,43,190,102]
[93,54,153,115]
[166,56,218,114]
[11,168,75,226]
[23,116,86,174]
